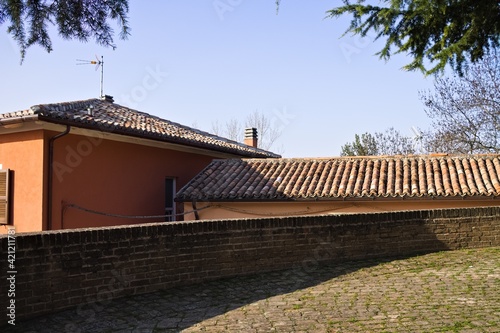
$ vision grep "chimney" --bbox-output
[244,127,258,148]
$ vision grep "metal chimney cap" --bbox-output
[245,127,258,138]
[87,104,94,116]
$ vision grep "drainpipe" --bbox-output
[47,126,71,230]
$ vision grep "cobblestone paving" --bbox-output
[5,247,500,333]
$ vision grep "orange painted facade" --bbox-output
[183,199,500,220]
[0,128,219,233]
[51,131,213,229]
[0,130,46,233]
[52,131,217,229]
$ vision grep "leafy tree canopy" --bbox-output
[327,0,500,75]
[341,128,416,156]
[0,0,130,62]
[340,132,378,156]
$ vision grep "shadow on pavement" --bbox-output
[4,254,427,333]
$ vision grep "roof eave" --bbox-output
[37,116,279,159]
[0,114,39,126]
[176,195,500,203]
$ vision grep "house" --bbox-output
[0,96,279,233]
[176,155,500,220]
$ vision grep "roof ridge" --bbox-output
[31,98,98,113]
[239,154,500,162]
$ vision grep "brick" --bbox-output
[1,206,499,325]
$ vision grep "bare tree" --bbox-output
[375,127,417,156]
[211,110,282,151]
[244,111,281,151]
[211,119,243,142]
[225,118,244,144]
[420,52,500,154]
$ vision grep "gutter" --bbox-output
[177,195,500,203]
[47,125,71,230]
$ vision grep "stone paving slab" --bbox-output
[3,247,499,333]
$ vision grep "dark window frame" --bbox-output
[165,177,176,222]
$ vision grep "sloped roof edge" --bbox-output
[0,98,280,158]
[175,155,500,201]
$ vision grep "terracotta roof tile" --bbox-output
[176,155,500,202]
[0,98,279,158]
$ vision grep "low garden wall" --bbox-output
[1,206,499,326]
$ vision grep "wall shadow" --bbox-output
[4,252,435,333]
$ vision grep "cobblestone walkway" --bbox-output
[4,247,500,333]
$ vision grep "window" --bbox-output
[165,178,176,222]
[0,169,10,224]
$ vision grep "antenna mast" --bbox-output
[99,56,104,97]
[77,55,104,97]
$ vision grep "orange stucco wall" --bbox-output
[51,132,214,229]
[183,199,500,220]
[0,130,46,234]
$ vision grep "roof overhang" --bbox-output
[0,117,259,159]
[176,195,500,203]
[37,115,277,158]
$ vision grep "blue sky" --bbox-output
[1,1,437,157]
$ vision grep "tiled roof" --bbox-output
[0,98,279,158]
[175,155,500,201]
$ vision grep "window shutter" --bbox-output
[0,169,9,224]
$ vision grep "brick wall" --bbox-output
[1,207,499,325]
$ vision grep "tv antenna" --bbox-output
[77,55,104,97]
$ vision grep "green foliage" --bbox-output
[0,0,130,62]
[341,133,378,156]
[328,0,500,75]
[341,127,416,156]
